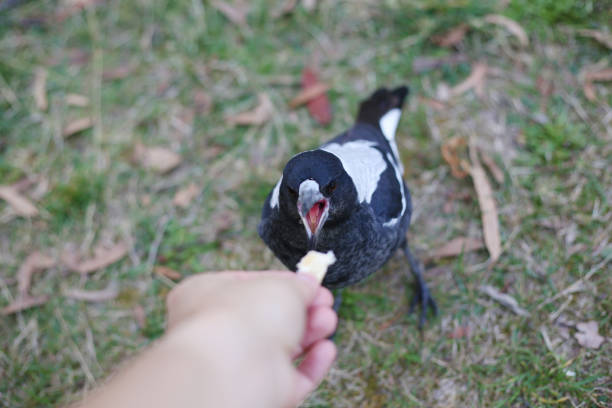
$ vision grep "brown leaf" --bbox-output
[65,243,128,274]
[225,93,273,126]
[65,282,119,302]
[450,63,488,97]
[585,68,612,82]
[412,54,468,73]
[0,185,39,217]
[212,1,249,26]
[33,68,48,111]
[426,237,484,261]
[440,136,468,179]
[468,147,502,262]
[301,67,332,125]
[431,23,469,47]
[479,151,504,184]
[479,285,529,316]
[66,93,89,107]
[1,295,50,315]
[102,62,137,81]
[484,14,529,46]
[289,82,330,109]
[173,183,200,208]
[536,76,554,110]
[447,325,471,339]
[419,97,446,111]
[574,321,605,349]
[583,81,596,101]
[578,29,612,49]
[63,117,93,137]
[134,143,182,174]
[17,252,55,297]
[154,266,182,280]
[193,90,212,114]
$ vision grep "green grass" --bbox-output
[1,0,611,407]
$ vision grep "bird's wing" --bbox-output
[320,86,410,226]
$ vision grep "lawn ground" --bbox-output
[1,0,611,406]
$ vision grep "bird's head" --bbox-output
[279,150,356,249]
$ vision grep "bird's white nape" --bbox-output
[379,108,404,174]
[270,175,283,208]
[321,141,386,204]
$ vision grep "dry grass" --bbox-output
[1,0,611,407]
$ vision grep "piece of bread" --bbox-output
[296,250,336,283]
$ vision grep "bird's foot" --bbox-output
[407,279,438,329]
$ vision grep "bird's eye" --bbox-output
[288,187,298,197]
[325,181,337,195]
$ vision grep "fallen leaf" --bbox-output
[585,68,612,82]
[63,117,93,137]
[134,143,182,173]
[536,76,554,111]
[467,146,502,262]
[65,243,128,274]
[450,63,488,97]
[173,183,200,208]
[479,151,504,184]
[447,325,471,339]
[1,295,50,315]
[582,68,612,102]
[575,321,605,349]
[431,23,469,47]
[484,14,529,46]
[102,62,137,81]
[66,93,89,107]
[33,68,48,111]
[425,237,484,261]
[578,29,612,49]
[154,266,182,280]
[301,67,332,125]
[65,282,119,302]
[289,82,330,109]
[583,81,596,101]
[212,0,249,26]
[213,210,237,236]
[225,93,273,126]
[193,90,212,114]
[419,97,446,111]
[0,185,39,217]
[440,136,468,179]
[17,252,55,296]
[479,285,529,316]
[412,54,468,73]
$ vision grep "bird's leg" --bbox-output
[332,289,343,313]
[328,290,343,340]
[402,242,438,328]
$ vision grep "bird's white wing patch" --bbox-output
[379,108,404,174]
[383,152,406,227]
[321,141,386,204]
[270,175,283,208]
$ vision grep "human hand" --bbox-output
[165,271,338,407]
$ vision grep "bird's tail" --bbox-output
[355,86,409,141]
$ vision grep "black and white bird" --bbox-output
[258,86,437,327]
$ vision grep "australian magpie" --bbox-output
[258,86,437,327]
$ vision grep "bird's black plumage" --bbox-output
[258,86,436,326]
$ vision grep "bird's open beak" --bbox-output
[297,180,329,249]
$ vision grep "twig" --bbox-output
[146,214,170,272]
